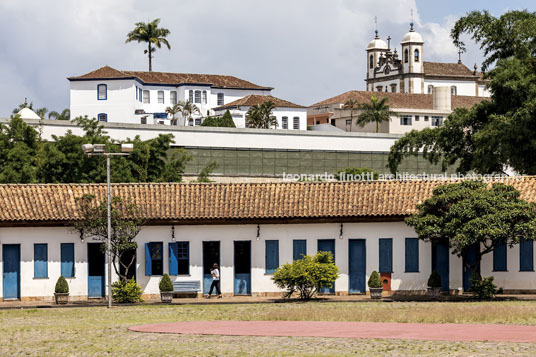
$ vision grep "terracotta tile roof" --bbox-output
[310,90,486,110]
[1,179,536,225]
[423,61,481,78]
[214,95,305,110]
[68,66,273,90]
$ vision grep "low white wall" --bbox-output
[2,221,535,300]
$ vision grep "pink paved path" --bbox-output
[129,320,536,343]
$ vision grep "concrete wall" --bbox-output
[214,107,307,130]
[2,221,535,300]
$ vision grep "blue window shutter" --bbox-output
[60,243,74,278]
[293,240,307,260]
[493,241,507,271]
[265,240,279,274]
[34,244,48,278]
[520,238,534,271]
[145,243,152,276]
[177,242,190,275]
[379,238,393,273]
[405,238,419,272]
[169,243,178,275]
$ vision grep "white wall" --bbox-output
[2,221,536,300]
[215,107,307,130]
[424,79,479,97]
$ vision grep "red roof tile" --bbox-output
[214,95,305,110]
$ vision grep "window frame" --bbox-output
[157,90,164,104]
[282,116,288,129]
[404,49,409,63]
[431,116,443,127]
[34,243,48,279]
[142,90,150,104]
[400,115,412,126]
[520,238,534,271]
[97,113,108,122]
[493,240,507,272]
[169,241,190,276]
[170,91,178,105]
[404,238,419,273]
[293,117,300,130]
[145,242,164,276]
[379,238,393,273]
[414,49,420,62]
[97,84,107,101]
[217,93,224,106]
[265,240,279,274]
[369,54,374,69]
[293,240,307,261]
[202,90,207,104]
[60,243,75,278]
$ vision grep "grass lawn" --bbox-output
[2,301,536,356]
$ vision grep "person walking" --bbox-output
[206,263,222,298]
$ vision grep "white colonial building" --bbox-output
[1,180,535,302]
[68,66,274,126]
[366,23,490,97]
[213,95,307,130]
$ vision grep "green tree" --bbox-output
[201,110,236,127]
[0,115,39,183]
[74,195,145,283]
[246,101,277,129]
[125,18,171,72]
[342,98,359,128]
[389,10,536,175]
[48,109,70,121]
[272,251,340,300]
[406,181,536,279]
[356,95,395,133]
[197,161,218,182]
[165,103,182,126]
[177,100,200,126]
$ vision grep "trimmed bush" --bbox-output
[470,274,497,300]
[368,271,382,289]
[159,274,174,292]
[272,251,340,300]
[200,110,236,127]
[427,270,442,288]
[55,276,69,294]
[112,278,143,303]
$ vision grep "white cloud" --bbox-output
[0,0,485,117]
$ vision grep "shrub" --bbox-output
[200,110,236,127]
[112,278,143,303]
[272,251,340,300]
[470,274,497,300]
[368,271,382,289]
[159,274,174,292]
[427,270,442,288]
[197,161,218,182]
[336,167,379,181]
[55,276,69,294]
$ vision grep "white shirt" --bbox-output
[211,268,220,281]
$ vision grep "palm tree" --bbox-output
[342,98,359,131]
[165,104,182,125]
[125,18,171,71]
[246,101,277,129]
[356,95,397,133]
[177,100,200,126]
[48,109,70,120]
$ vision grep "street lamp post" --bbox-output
[81,143,133,308]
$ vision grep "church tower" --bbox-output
[400,22,424,93]
[365,30,388,91]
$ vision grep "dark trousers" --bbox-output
[208,280,221,295]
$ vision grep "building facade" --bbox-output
[366,23,490,97]
[1,181,535,301]
[68,66,273,126]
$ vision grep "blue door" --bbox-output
[318,239,336,294]
[87,243,105,298]
[432,240,450,292]
[203,241,220,295]
[348,239,366,293]
[234,241,251,295]
[2,244,20,300]
[463,244,480,292]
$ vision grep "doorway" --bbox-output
[203,241,220,295]
[2,244,20,300]
[432,240,450,292]
[87,243,105,298]
[463,244,480,292]
[234,241,251,295]
[348,239,366,293]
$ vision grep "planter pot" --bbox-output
[160,292,174,304]
[54,292,69,305]
[427,287,442,297]
[369,288,383,299]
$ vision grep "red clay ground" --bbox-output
[129,320,536,343]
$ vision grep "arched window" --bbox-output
[450,86,457,95]
[414,49,420,62]
[369,54,374,69]
[97,113,108,122]
[404,49,409,63]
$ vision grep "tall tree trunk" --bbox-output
[376,121,379,133]
[148,43,152,71]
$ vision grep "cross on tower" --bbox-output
[374,16,379,38]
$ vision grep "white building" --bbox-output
[68,66,273,126]
[366,23,490,97]
[1,180,535,301]
[213,94,307,130]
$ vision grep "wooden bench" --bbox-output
[172,281,201,298]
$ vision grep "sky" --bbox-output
[0,0,533,117]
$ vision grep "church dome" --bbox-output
[401,23,423,44]
[367,31,388,50]
[17,107,41,120]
